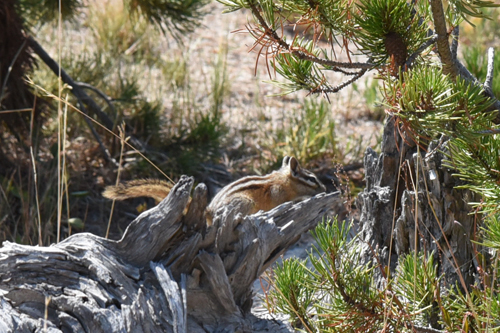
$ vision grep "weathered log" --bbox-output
[357,117,480,288]
[0,175,339,332]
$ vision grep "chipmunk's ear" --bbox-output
[282,156,290,168]
[286,156,300,175]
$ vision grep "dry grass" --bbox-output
[1,0,383,244]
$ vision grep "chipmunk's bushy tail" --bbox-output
[103,179,173,203]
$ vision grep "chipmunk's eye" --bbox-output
[303,175,318,185]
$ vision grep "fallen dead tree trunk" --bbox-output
[0,176,339,332]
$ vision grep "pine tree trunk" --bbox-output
[0,1,40,133]
[357,117,479,288]
[0,176,338,332]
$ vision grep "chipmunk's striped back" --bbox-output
[206,156,326,218]
[103,156,326,225]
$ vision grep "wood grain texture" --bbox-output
[357,117,480,289]
[0,175,339,332]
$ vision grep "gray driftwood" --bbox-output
[357,117,480,289]
[0,176,338,332]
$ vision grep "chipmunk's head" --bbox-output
[281,156,326,198]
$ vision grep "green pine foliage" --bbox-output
[269,257,314,329]
[447,133,500,213]
[269,221,500,331]
[394,252,441,328]
[385,65,495,139]
[271,39,324,94]
[219,0,500,330]
[448,0,499,22]
[125,0,209,40]
[354,0,428,66]
[482,215,500,249]
[268,220,387,332]
[19,0,207,38]
[19,0,83,24]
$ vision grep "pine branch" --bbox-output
[405,35,437,68]
[430,0,458,77]
[249,4,373,70]
[451,26,459,60]
[293,51,373,69]
[476,127,500,135]
[75,81,117,117]
[28,36,146,150]
[311,68,368,94]
[485,47,495,93]
[327,67,363,76]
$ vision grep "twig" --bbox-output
[451,26,459,61]
[76,99,119,168]
[75,81,117,119]
[249,4,373,70]
[291,48,372,68]
[326,67,362,75]
[485,47,495,93]
[405,35,437,69]
[429,0,458,77]
[454,60,477,82]
[0,108,32,114]
[413,326,446,333]
[475,127,500,135]
[30,146,43,246]
[27,36,145,150]
[312,68,368,94]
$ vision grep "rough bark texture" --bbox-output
[0,176,339,332]
[357,117,479,288]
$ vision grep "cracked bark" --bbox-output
[0,176,338,332]
[357,118,481,290]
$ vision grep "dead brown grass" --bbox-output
[0,1,382,244]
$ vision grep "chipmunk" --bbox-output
[103,156,326,224]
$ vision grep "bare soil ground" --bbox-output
[182,2,382,322]
[164,2,383,162]
[34,1,382,239]
[7,1,383,324]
